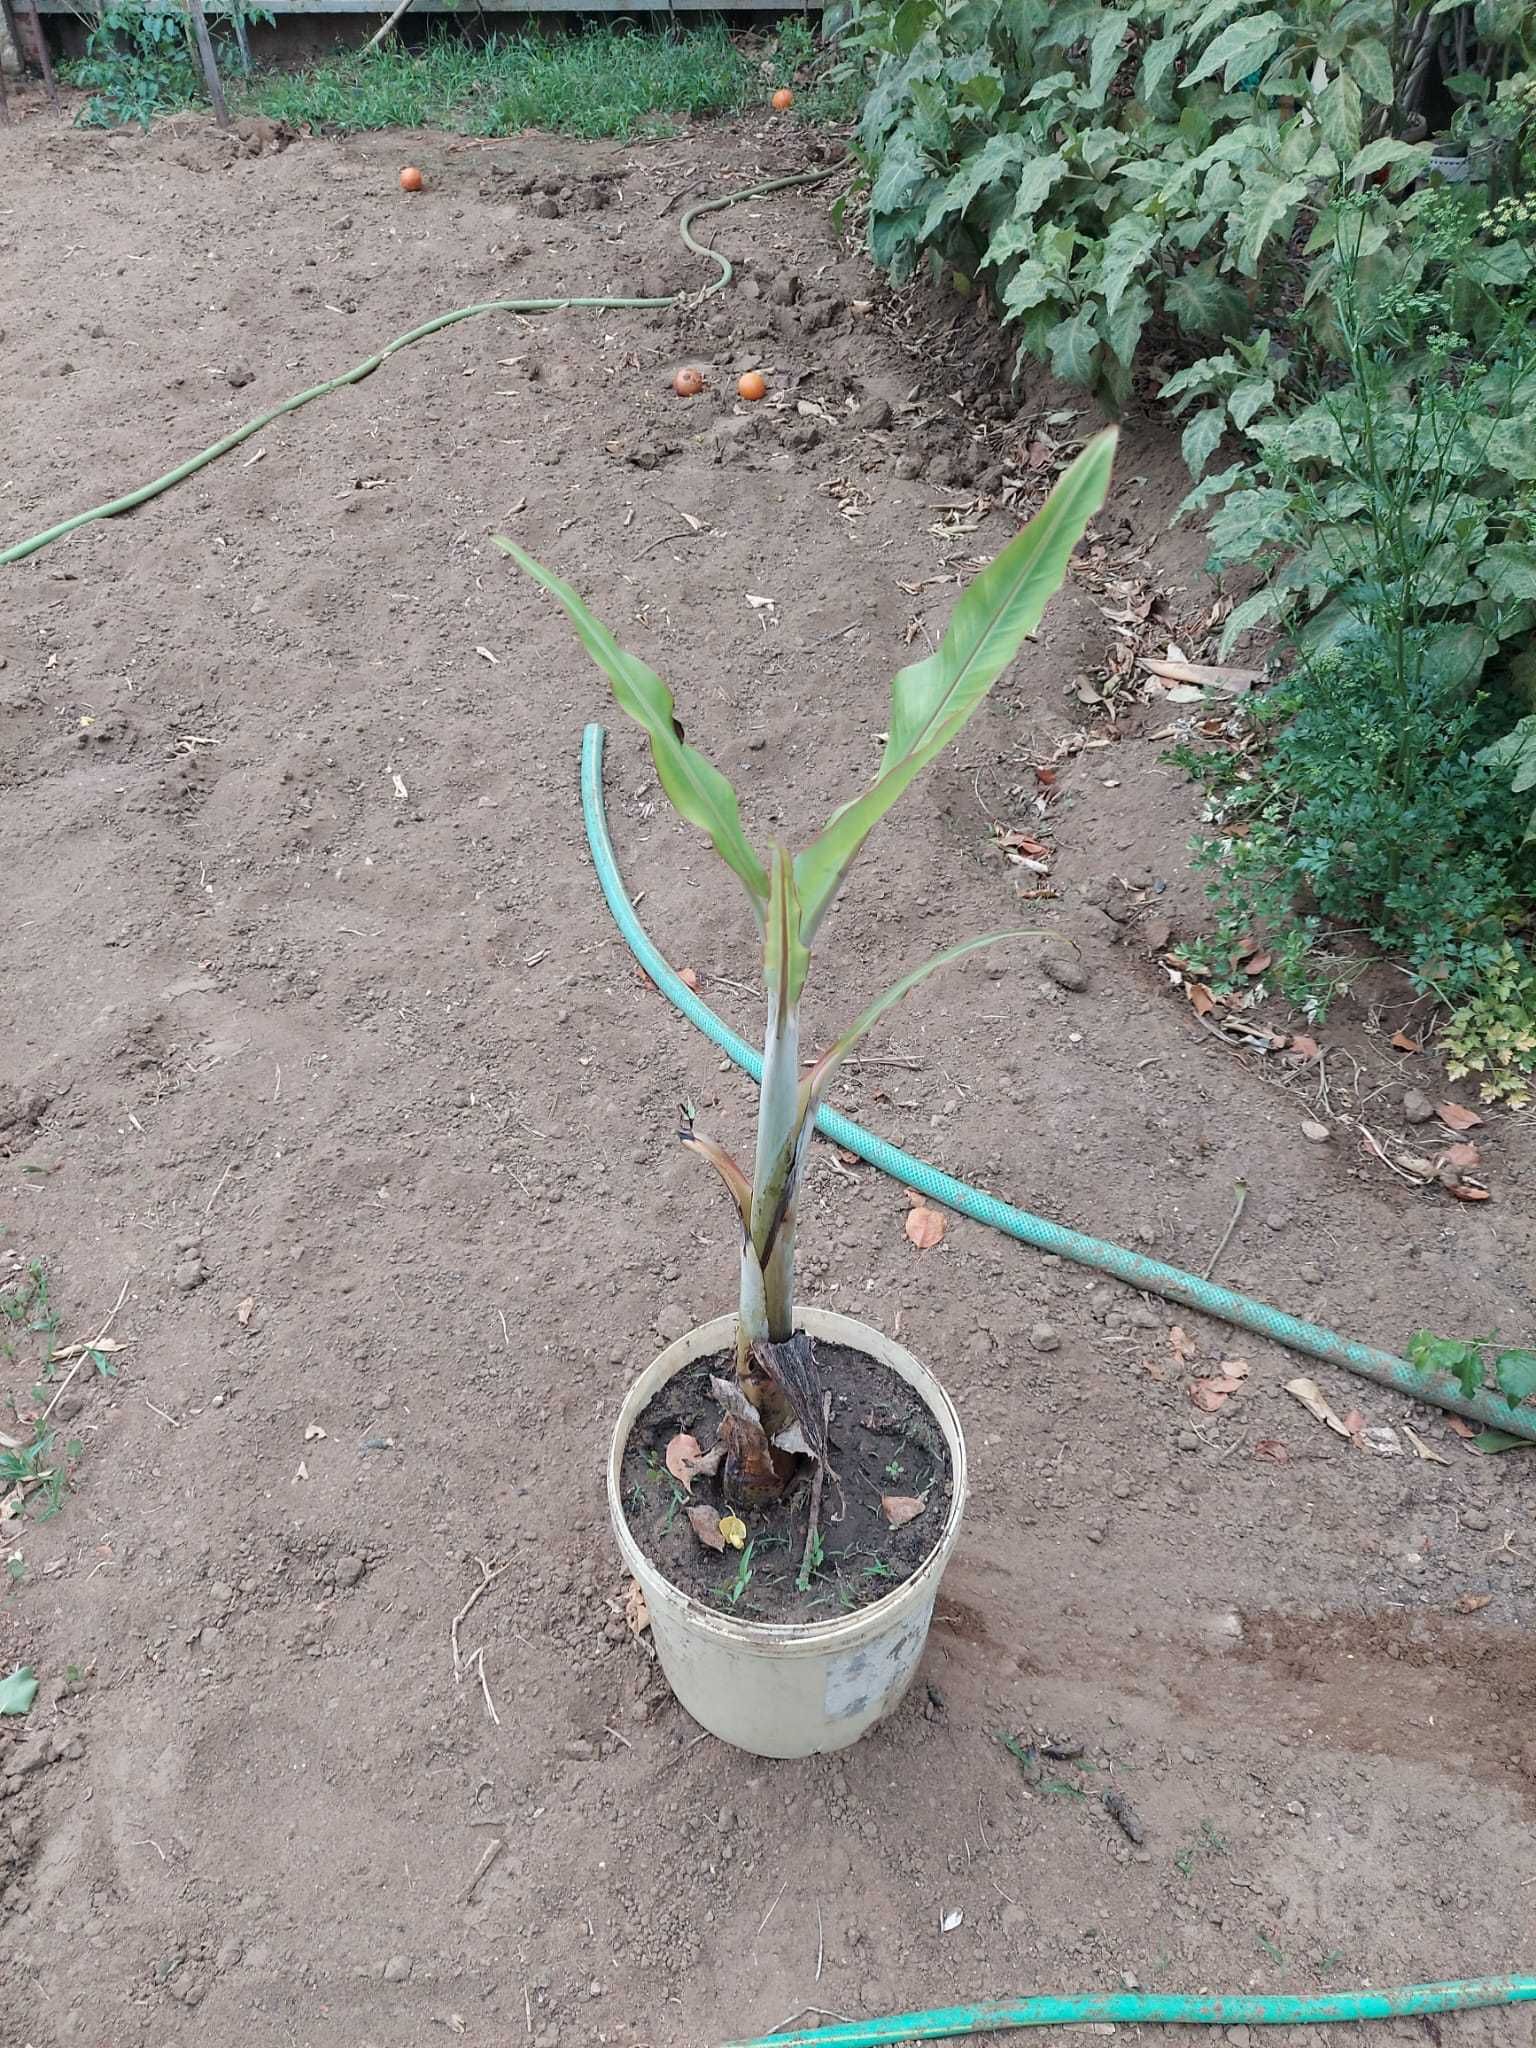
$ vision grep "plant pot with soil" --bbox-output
[496,429,1116,1757]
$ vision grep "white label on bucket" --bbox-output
[823,1607,931,1721]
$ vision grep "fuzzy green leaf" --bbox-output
[496,540,768,915]
[1047,304,1102,384]
[871,127,932,214]
[919,131,1031,239]
[1478,548,1536,608]
[1235,175,1311,275]
[1227,376,1277,431]
[1105,279,1152,367]
[793,431,1116,940]
[0,1667,37,1717]
[1087,9,1133,99]
[1314,72,1362,161]
[982,152,1071,267]
[1346,137,1429,184]
[1099,213,1159,320]
[1478,714,1536,794]
[1349,38,1394,104]
[1495,1349,1536,1405]
[1165,263,1250,339]
[1405,1329,1485,1401]
[1187,11,1288,89]
[1181,406,1229,479]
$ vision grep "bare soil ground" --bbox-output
[2,92,1535,2048]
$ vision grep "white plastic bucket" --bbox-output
[607,1306,968,1758]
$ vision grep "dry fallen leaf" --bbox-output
[624,1579,650,1635]
[1188,983,1216,1018]
[1456,1591,1493,1614]
[688,1504,727,1552]
[1391,1031,1422,1053]
[1189,1360,1249,1411]
[1284,1376,1354,1441]
[1253,1438,1290,1464]
[237,1296,255,1328]
[1439,1142,1481,1171]
[1139,656,1262,693]
[1244,951,1274,976]
[1169,1325,1199,1363]
[882,1494,927,1528]
[1447,1415,1478,1439]
[665,1432,725,1495]
[1449,1184,1491,1203]
[905,1205,946,1250]
[1403,1424,1450,1466]
[1437,1101,1485,1132]
[718,1512,748,1550]
[1288,1033,1321,1062]
[679,967,701,991]
[709,1374,758,1423]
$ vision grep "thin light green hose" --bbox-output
[0,169,833,568]
[718,1977,1536,2045]
[580,723,1536,1445]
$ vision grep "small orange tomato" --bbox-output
[399,166,424,192]
[737,370,767,402]
[673,366,705,398]
[772,87,795,112]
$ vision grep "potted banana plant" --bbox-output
[495,429,1115,1757]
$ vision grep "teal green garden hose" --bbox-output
[0,169,833,568]
[580,724,1536,1447]
[719,1978,1536,2045]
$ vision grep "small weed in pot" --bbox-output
[495,431,1114,1614]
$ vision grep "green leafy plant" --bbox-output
[1440,942,1536,1102]
[67,2,270,131]
[1407,1327,1536,1402]
[1178,201,1536,689]
[721,1538,757,1608]
[497,431,1114,1576]
[848,0,1447,410]
[1172,634,1536,1024]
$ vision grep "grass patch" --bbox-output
[240,25,760,140]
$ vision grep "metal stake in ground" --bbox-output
[185,0,228,127]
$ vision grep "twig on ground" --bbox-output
[757,1879,788,1937]
[204,1159,236,1214]
[758,2009,853,2038]
[460,1835,504,1903]
[39,1277,131,1426]
[1202,1178,1247,1281]
[815,1901,824,1982]
[604,1724,633,1749]
[450,1554,512,1682]
[524,1985,533,2036]
[470,1646,501,1726]
[143,1396,182,1429]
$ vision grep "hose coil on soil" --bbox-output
[0,167,835,567]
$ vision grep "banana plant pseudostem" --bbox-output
[494,428,1116,1468]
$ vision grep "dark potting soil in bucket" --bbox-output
[619,1339,954,1623]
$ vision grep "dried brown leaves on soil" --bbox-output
[881,1494,927,1528]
